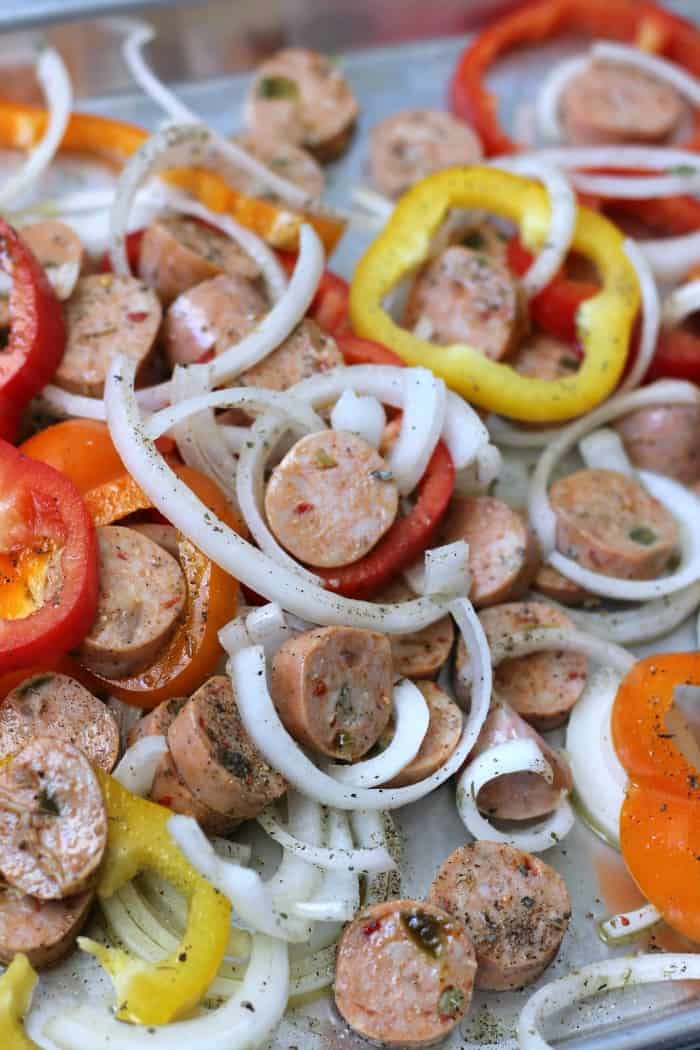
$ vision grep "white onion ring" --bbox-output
[534,54,589,144]
[256,809,395,873]
[592,41,700,109]
[578,428,634,477]
[487,414,563,450]
[388,368,446,494]
[323,679,431,787]
[112,736,167,797]
[291,809,360,922]
[330,388,386,448]
[564,581,700,645]
[619,239,660,391]
[639,230,700,285]
[168,365,240,501]
[600,904,662,944]
[662,278,700,329]
[404,540,471,598]
[145,384,323,440]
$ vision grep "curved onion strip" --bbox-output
[257,809,395,873]
[168,365,240,500]
[38,385,110,421]
[456,739,576,853]
[105,355,450,632]
[112,736,167,797]
[578,428,634,477]
[330,388,386,448]
[528,378,700,553]
[564,582,700,645]
[639,230,700,285]
[0,48,72,209]
[487,414,563,450]
[662,278,700,329]
[228,597,490,810]
[236,412,322,585]
[45,932,289,1050]
[146,385,323,440]
[534,54,589,143]
[404,540,471,598]
[323,679,431,787]
[388,368,446,494]
[565,666,627,848]
[518,954,700,1050]
[266,792,320,930]
[292,810,360,922]
[592,41,700,108]
[599,904,662,944]
[513,145,700,198]
[619,240,660,391]
[491,158,576,297]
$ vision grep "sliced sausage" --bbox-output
[334,898,476,1047]
[150,749,241,836]
[20,220,84,299]
[138,216,261,306]
[560,60,684,146]
[271,626,393,761]
[127,696,187,749]
[264,430,399,569]
[167,675,287,819]
[56,274,161,397]
[238,319,343,391]
[550,468,679,579]
[0,737,107,900]
[384,682,462,787]
[404,246,527,361]
[128,523,181,559]
[376,580,454,679]
[439,496,540,609]
[614,404,700,485]
[532,563,592,607]
[245,48,359,162]
[477,602,587,730]
[369,108,483,198]
[510,333,580,380]
[77,525,186,680]
[0,882,93,969]
[232,133,325,199]
[0,673,120,772]
[428,842,571,990]
[465,700,573,821]
[163,272,267,367]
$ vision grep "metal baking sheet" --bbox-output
[5,15,700,1050]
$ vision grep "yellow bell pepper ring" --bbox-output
[0,954,40,1050]
[79,770,231,1026]
[349,167,640,423]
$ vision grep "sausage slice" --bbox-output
[167,676,286,819]
[428,842,571,990]
[369,108,483,198]
[56,274,162,397]
[560,60,684,145]
[77,525,186,679]
[138,216,261,306]
[615,404,700,485]
[477,602,587,730]
[163,272,267,367]
[404,246,526,360]
[384,682,462,787]
[0,673,120,772]
[532,563,592,607]
[246,48,359,162]
[510,333,580,381]
[150,750,241,836]
[265,430,399,569]
[0,882,93,969]
[550,468,678,579]
[271,626,393,760]
[376,580,454,679]
[0,737,107,900]
[127,696,187,749]
[334,898,476,1047]
[439,496,540,608]
[239,319,343,391]
[20,220,84,299]
[232,133,325,199]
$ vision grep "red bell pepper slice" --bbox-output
[0,439,98,673]
[506,237,596,346]
[0,220,65,442]
[277,251,351,338]
[645,328,700,384]
[451,0,700,157]
[98,229,145,274]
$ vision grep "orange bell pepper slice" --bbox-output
[612,653,700,943]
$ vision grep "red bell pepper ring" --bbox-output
[0,440,98,674]
[277,251,351,338]
[506,237,596,346]
[451,0,700,157]
[0,220,65,442]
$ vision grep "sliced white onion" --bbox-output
[106,355,450,633]
[487,414,563,450]
[0,258,82,301]
[491,158,576,298]
[388,368,446,494]
[519,954,700,1050]
[535,54,589,144]
[228,596,490,810]
[566,666,628,848]
[578,428,635,477]
[509,145,700,198]
[405,540,471,598]
[323,679,430,787]
[112,736,167,797]
[565,581,700,645]
[248,603,294,655]
[266,791,321,929]
[45,931,289,1050]
[619,239,660,391]
[292,810,360,922]
[38,384,109,421]
[257,809,395,873]
[456,738,576,853]
[639,230,700,285]
[599,903,662,944]
[350,186,395,224]
[593,41,700,108]
[145,385,323,441]
[168,365,240,500]
[662,278,700,329]
[330,388,386,448]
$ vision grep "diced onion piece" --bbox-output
[619,239,660,391]
[406,540,471,598]
[388,368,446,494]
[566,666,628,847]
[599,903,662,944]
[592,41,700,108]
[292,810,360,922]
[565,581,700,645]
[456,739,575,853]
[323,679,431,787]
[112,736,168,797]
[330,388,386,448]
[578,429,634,477]
[518,954,700,1050]
[535,54,590,143]
[639,230,700,285]
[662,278,700,329]
[257,808,395,872]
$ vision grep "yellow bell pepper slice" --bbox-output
[80,770,231,1026]
[0,954,39,1050]
[350,167,640,423]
